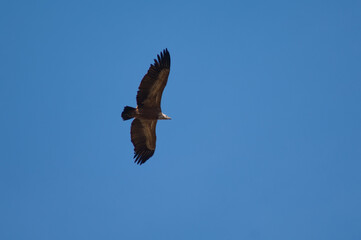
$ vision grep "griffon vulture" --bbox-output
[121,49,171,165]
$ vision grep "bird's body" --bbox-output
[122,49,171,165]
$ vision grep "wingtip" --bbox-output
[152,48,170,69]
[163,48,169,56]
[133,149,155,165]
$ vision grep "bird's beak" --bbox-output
[161,113,171,120]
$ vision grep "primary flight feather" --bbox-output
[121,49,171,165]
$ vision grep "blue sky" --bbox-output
[1,0,361,239]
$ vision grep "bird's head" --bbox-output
[159,113,171,120]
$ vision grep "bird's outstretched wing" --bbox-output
[130,118,157,165]
[136,49,171,109]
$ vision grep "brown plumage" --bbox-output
[122,49,171,165]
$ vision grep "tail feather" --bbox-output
[122,106,136,120]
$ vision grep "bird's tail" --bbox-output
[121,106,136,120]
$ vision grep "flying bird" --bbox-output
[121,49,171,165]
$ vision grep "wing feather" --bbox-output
[136,49,171,108]
[130,119,157,165]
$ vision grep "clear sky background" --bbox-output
[1,0,361,239]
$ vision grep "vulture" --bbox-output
[121,49,171,165]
